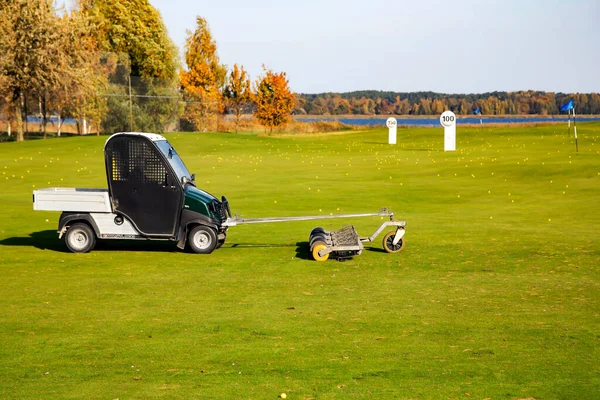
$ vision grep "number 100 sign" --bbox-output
[440,111,456,151]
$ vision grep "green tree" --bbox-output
[180,16,227,132]
[224,64,251,133]
[80,0,180,133]
[253,66,294,134]
[80,0,178,80]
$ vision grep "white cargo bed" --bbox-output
[33,188,112,213]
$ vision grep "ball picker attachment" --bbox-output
[223,208,406,261]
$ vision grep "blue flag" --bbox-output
[560,99,574,112]
[474,108,481,115]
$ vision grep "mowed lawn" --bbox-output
[0,124,599,399]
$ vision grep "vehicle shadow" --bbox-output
[0,230,67,252]
[0,230,178,253]
[1,234,388,258]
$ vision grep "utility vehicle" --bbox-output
[33,132,406,260]
[34,132,230,254]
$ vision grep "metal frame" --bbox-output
[317,220,406,257]
[223,208,395,227]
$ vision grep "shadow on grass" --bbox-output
[0,230,67,252]
[295,241,311,260]
[226,241,313,260]
[0,230,178,253]
[1,233,366,259]
[364,246,388,254]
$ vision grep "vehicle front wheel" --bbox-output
[65,223,96,253]
[188,225,218,254]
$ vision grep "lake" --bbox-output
[295,116,600,127]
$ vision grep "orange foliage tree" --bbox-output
[253,67,294,134]
[179,17,226,132]
[223,64,251,133]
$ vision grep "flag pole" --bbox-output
[568,109,571,137]
[573,107,578,154]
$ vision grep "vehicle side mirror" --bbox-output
[191,173,196,182]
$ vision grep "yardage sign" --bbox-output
[386,117,397,144]
[440,111,456,151]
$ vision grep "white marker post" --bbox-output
[440,111,456,151]
[386,117,397,144]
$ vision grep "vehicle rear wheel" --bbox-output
[382,230,405,253]
[188,225,218,254]
[65,223,96,253]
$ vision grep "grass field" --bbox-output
[1,124,599,399]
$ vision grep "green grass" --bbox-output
[1,124,599,399]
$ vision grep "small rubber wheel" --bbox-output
[312,241,329,262]
[382,230,405,253]
[65,223,96,253]
[188,226,218,254]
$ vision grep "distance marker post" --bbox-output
[440,111,456,151]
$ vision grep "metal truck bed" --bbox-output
[33,188,112,213]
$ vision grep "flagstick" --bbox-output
[568,109,571,137]
[573,107,578,154]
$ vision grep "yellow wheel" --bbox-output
[382,230,405,253]
[312,242,330,262]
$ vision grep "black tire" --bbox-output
[65,223,96,253]
[309,227,325,241]
[310,233,328,250]
[188,225,218,254]
[216,234,226,249]
[382,230,405,253]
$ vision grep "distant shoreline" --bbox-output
[294,114,600,120]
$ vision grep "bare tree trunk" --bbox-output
[15,95,24,142]
[57,107,62,137]
[42,94,48,138]
[39,97,44,139]
[23,93,28,136]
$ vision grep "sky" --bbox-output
[64,0,600,94]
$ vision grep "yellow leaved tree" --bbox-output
[180,17,226,132]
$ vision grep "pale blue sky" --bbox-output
[64,0,600,94]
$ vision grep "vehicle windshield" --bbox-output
[155,140,192,184]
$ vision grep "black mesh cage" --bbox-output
[105,134,183,236]
[107,137,168,185]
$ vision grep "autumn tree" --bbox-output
[81,0,180,133]
[253,66,295,134]
[223,64,251,133]
[180,16,227,132]
[0,0,66,141]
[49,5,110,136]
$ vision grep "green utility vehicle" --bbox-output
[34,132,230,254]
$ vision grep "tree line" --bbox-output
[0,0,294,142]
[295,90,600,116]
[2,1,598,144]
